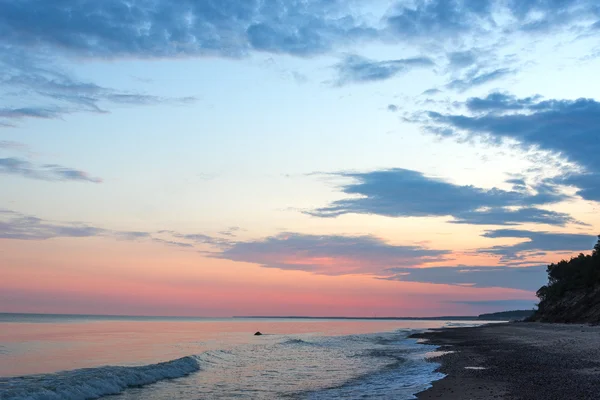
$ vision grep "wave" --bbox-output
[280,338,315,346]
[0,356,200,400]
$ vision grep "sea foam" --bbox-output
[0,355,200,400]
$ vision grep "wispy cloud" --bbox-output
[0,211,106,240]
[0,210,224,250]
[0,141,28,151]
[333,55,434,85]
[0,157,102,183]
[0,45,196,127]
[446,68,515,92]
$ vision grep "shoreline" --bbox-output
[411,322,600,399]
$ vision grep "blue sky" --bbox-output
[1,0,599,316]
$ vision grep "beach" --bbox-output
[412,323,600,399]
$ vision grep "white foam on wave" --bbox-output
[0,355,200,400]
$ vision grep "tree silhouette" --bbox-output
[534,235,600,321]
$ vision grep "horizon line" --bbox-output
[0,311,522,320]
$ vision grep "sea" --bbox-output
[0,314,492,399]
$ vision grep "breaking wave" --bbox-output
[0,356,200,400]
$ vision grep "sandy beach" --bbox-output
[412,323,600,399]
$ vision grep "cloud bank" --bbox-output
[384,264,547,291]
[308,168,573,226]
[427,93,600,201]
[215,232,449,276]
[480,229,598,262]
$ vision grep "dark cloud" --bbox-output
[308,168,570,226]
[387,104,399,112]
[0,107,63,120]
[0,157,102,183]
[0,0,597,61]
[558,173,600,202]
[0,0,376,59]
[427,94,600,201]
[451,207,582,226]
[384,264,547,291]
[465,92,541,112]
[386,0,494,39]
[385,0,600,39]
[215,232,449,276]
[0,0,597,124]
[480,229,598,262]
[333,55,434,85]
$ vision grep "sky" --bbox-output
[1,0,600,317]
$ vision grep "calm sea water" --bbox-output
[0,314,490,399]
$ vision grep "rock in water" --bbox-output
[254,331,262,336]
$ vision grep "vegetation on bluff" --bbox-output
[531,236,600,323]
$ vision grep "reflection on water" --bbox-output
[1,317,463,377]
[0,316,492,399]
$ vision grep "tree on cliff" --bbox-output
[534,236,600,321]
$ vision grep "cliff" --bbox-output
[529,236,600,324]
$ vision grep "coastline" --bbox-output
[411,322,600,399]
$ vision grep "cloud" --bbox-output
[387,104,399,112]
[422,88,442,96]
[384,264,547,291]
[308,168,571,226]
[450,299,538,309]
[0,45,196,127]
[1,1,598,61]
[0,1,378,59]
[451,207,582,226]
[385,0,600,40]
[386,0,494,39]
[0,211,225,251]
[447,50,479,69]
[215,232,449,276]
[465,92,542,112]
[0,141,27,151]
[218,226,243,237]
[0,157,102,183]
[0,212,106,241]
[0,0,597,124]
[152,238,195,248]
[427,94,600,201]
[480,229,598,262]
[0,107,63,120]
[333,55,434,85]
[446,68,514,92]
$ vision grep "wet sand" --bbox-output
[412,322,600,399]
